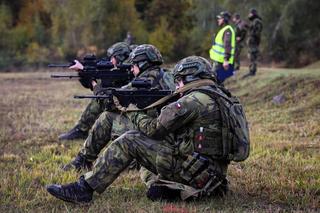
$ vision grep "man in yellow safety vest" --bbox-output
[209,11,236,84]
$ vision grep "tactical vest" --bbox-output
[209,25,236,64]
[184,87,223,159]
[194,86,250,162]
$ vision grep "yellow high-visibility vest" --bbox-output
[209,25,235,64]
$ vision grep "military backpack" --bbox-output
[197,86,250,162]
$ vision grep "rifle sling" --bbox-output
[125,79,215,112]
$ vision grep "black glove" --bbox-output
[79,76,94,90]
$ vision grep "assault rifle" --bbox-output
[74,79,174,109]
[49,54,134,88]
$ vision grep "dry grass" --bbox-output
[0,68,319,212]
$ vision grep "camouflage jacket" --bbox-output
[122,66,175,91]
[122,66,175,117]
[248,16,263,39]
[235,19,248,44]
[127,85,223,158]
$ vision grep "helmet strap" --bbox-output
[138,61,153,72]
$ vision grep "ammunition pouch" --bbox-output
[180,152,227,197]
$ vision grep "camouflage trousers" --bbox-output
[79,111,134,162]
[76,99,105,132]
[84,130,228,194]
[234,43,244,71]
[247,37,260,75]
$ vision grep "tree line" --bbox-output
[0,0,319,70]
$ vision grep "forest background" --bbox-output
[0,0,319,70]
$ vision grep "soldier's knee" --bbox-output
[113,130,141,144]
[110,130,142,155]
[97,111,117,123]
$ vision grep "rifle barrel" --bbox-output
[74,95,111,99]
[50,74,79,78]
[48,63,73,68]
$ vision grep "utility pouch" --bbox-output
[191,169,211,189]
[180,152,209,184]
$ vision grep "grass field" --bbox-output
[0,67,319,212]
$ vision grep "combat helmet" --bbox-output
[173,56,217,84]
[128,44,163,72]
[107,42,131,64]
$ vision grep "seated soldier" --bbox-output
[58,42,133,141]
[62,44,175,171]
[46,56,250,203]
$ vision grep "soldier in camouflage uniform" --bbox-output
[244,8,263,77]
[58,42,133,141]
[232,13,248,71]
[124,31,134,45]
[46,56,234,203]
[61,44,175,172]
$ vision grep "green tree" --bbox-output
[149,17,175,60]
[0,4,13,68]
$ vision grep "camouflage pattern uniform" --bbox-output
[84,86,228,191]
[65,44,175,169]
[233,16,248,71]
[59,42,132,140]
[84,56,229,199]
[247,11,263,75]
[79,67,174,162]
[77,42,133,132]
[76,99,104,132]
[46,56,249,203]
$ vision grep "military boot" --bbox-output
[62,153,93,172]
[241,72,255,79]
[46,176,93,203]
[58,125,88,141]
[147,184,181,201]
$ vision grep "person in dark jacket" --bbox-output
[232,13,248,71]
[243,8,263,78]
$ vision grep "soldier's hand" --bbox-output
[69,60,84,71]
[113,96,140,112]
[93,84,104,95]
[113,96,127,112]
[91,80,97,88]
[126,103,140,111]
[223,60,229,70]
